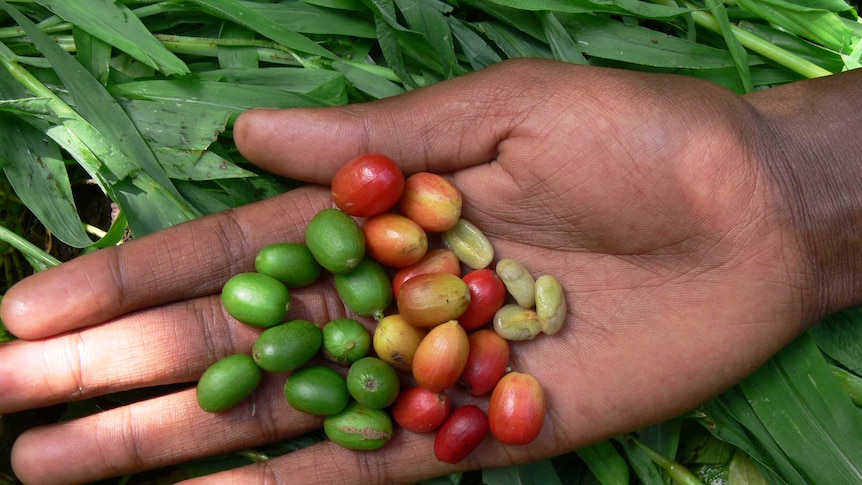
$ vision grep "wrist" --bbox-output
[747,69,862,324]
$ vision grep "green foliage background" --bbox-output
[0,1,861,484]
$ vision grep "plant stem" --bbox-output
[0,21,70,41]
[0,41,77,116]
[154,34,318,68]
[0,224,61,270]
[626,435,705,485]
[651,0,832,78]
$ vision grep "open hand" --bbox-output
[1,58,826,484]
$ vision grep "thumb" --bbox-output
[232,59,545,183]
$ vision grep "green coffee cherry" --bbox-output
[322,318,372,365]
[305,208,365,274]
[196,353,262,413]
[252,319,322,373]
[221,272,290,328]
[284,366,350,416]
[346,357,400,409]
[254,242,322,288]
[324,401,393,451]
[334,257,392,320]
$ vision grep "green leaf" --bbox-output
[364,0,420,88]
[187,0,337,59]
[615,435,665,485]
[0,112,92,248]
[157,149,254,181]
[34,0,190,76]
[301,0,365,10]
[576,441,630,485]
[705,0,752,92]
[0,85,196,238]
[192,67,348,104]
[739,334,862,483]
[734,0,859,54]
[0,1,192,209]
[638,418,682,464]
[245,0,376,38]
[538,11,588,64]
[464,0,547,41]
[676,423,735,465]
[517,459,564,485]
[808,306,862,375]
[86,210,127,250]
[175,180,234,215]
[737,21,845,72]
[73,27,111,85]
[483,0,691,19]
[217,22,259,70]
[779,0,858,13]
[700,390,799,485]
[473,20,553,59]
[561,14,739,69]
[394,0,460,78]
[482,460,564,485]
[332,59,405,98]
[729,450,770,485]
[119,98,232,150]
[483,465,521,484]
[109,79,331,122]
[447,17,503,70]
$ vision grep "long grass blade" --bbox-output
[705,0,753,92]
[651,0,833,78]
[538,11,588,64]
[109,79,332,122]
[734,0,859,54]
[186,0,336,60]
[484,0,691,19]
[808,306,862,375]
[701,389,800,484]
[332,59,405,99]
[394,0,460,78]
[363,0,420,88]
[0,1,191,208]
[516,459,564,485]
[244,1,375,38]
[73,28,111,84]
[739,334,862,483]
[447,17,503,70]
[0,111,92,247]
[576,440,630,485]
[615,435,665,485]
[562,14,738,69]
[217,22,259,70]
[34,0,189,76]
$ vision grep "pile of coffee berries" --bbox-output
[196,153,567,463]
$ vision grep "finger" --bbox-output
[0,295,241,414]
[10,380,322,485]
[176,423,541,485]
[0,282,343,414]
[233,58,558,184]
[0,185,331,340]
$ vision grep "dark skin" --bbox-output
[2,59,862,484]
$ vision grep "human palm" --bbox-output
[1,59,809,484]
